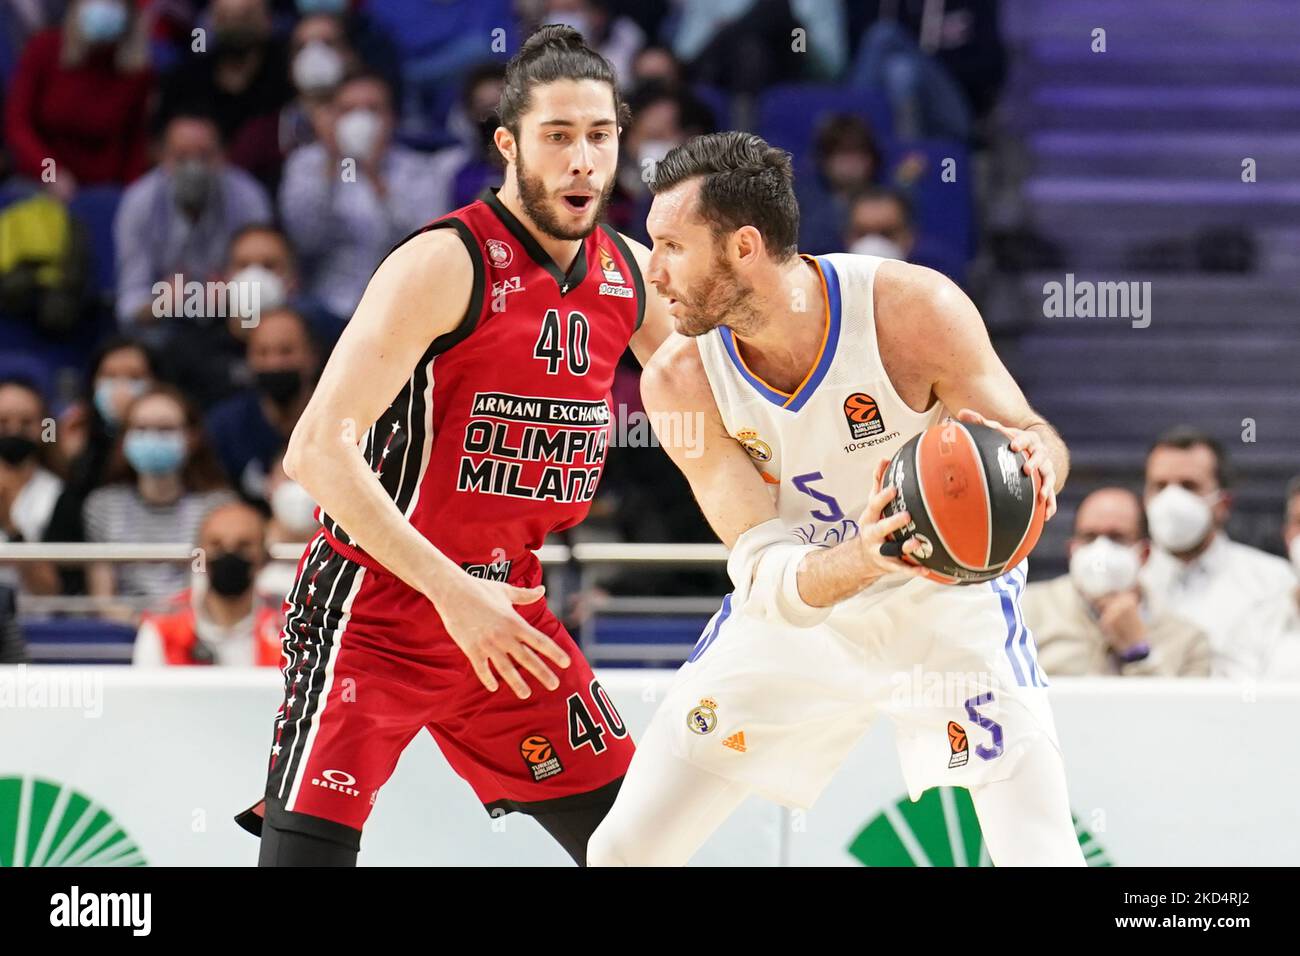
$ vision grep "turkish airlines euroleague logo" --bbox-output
[844,393,885,439]
[520,734,564,781]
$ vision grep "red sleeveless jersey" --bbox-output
[320,188,644,586]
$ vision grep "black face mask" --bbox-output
[207,551,254,597]
[255,369,303,406]
[0,434,38,466]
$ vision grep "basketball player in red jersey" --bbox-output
[234,26,672,866]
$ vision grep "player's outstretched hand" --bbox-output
[854,459,928,581]
[434,576,571,699]
[956,408,1058,520]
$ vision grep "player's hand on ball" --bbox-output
[435,576,571,699]
[855,459,929,581]
[956,408,1058,520]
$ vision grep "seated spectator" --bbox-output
[133,500,282,666]
[673,0,840,93]
[441,62,507,210]
[796,115,883,255]
[1021,488,1211,677]
[542,0,646,87]
[1254,477,1300,679]
[3,0,154,202]
[206,308,319,500]
[0,585,28,663]
[630,44,684,90]
[84,386,234,601]
[844,186,915,259]
[282,12,359,155]
[1139,427,1296,679]
[256,447,319,601]
[42,338,162,594]
[156,0,294,188]
[279,71,452,319]
[0,377,64,595]
[289,0,404,106]
[113,113,273,328]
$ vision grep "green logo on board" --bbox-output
[0,775,146,867]
[849,787,1112,866]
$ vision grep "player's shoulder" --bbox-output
[379,225,475,284]
[872,258,971,319]
[640,332,711,407]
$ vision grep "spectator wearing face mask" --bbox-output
[843,186,916,260]
[113,113,273,328]
[255,447,320,601]
[282,12,360,155]
[133,500,283,666]
[3,0,154,203]
[205,308,319,500]
[1139,427,1295,679]
[542,0,646,90]
[797,114,883,256]
[83,386,234,602]
[1021,488,1210,677]
[41,339,162,595]
[440,62,508,210]
[0,378,64,596]
[156,0,294,188]
[279,71,450,319]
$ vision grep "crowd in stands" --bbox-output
[0,1,1296,678]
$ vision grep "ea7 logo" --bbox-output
[50,886,151,936]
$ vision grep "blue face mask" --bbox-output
[94,377,148,429]
[124,429,186,476]
[296,0,347,14]
[78,0,128,45]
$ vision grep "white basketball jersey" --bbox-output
[697,253,946,548]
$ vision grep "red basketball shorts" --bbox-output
[238,534,634,839]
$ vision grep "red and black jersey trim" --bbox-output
[480,187,590,295]
[599,223,646,332]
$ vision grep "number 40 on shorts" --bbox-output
[567,680,627,754]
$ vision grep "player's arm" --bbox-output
[878,260,1069,519]
[641,336,923,622]
[621,234,674,366]
[282,229,570,698]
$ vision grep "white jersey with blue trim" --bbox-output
[696,252,947,551]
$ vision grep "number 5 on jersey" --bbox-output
[534,308,591,376]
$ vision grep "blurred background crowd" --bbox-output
[0,0,1297,681]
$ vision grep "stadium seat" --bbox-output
[756,84,893,166]
[67,184,124,296]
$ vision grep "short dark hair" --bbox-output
[650,131,799,261]
[226,223,295,267]
[498,25,629,137]
[813,113,882,172]
[849,184,914,226]
[1149,425,1232,488]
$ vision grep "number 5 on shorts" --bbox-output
[964,692,1005,760]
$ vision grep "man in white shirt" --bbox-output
[1260,477,1300,678]
[1139,427,1295,679]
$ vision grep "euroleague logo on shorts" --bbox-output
[844,393,885,439]
[947,721,970,769]
[485,238,514,270]
[520,734,564,782]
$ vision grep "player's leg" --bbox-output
[522,777,623,866]
[586,706,753,867]
[968,736,1086,866]
[257,812,360,867]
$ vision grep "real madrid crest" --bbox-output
[687,697,718,735]
[736,429,772,463]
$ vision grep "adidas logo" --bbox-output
[722,731,746,752]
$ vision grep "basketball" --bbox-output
[880,421,1048,585]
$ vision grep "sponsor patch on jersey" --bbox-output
[598,246,625,284]
[947,721,969,768]
[491,275,524,305]
[735,428,772,462]
[844,392,885,439]
[486,238,514,269]
[520,734,564,781]
[687,697,718,735]
[598,282,633,298]
[722,731,747,752]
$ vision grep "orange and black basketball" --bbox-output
[880,421,1047,585]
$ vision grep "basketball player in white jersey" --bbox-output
[587,133,1086,867]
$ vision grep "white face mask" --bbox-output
[229,264,287,318]
[271,480,318,536]
[1069,536,1141,600]
[292,41,345,95]
[1289,536,1300,576]
[1146,485,1216,553]
[849,234,905,260]
[335,108,384,162]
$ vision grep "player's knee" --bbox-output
[585,824,633,867]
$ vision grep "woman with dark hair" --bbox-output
[83,385,234,601]
[3,0,154,201]
[0,377,65,595]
